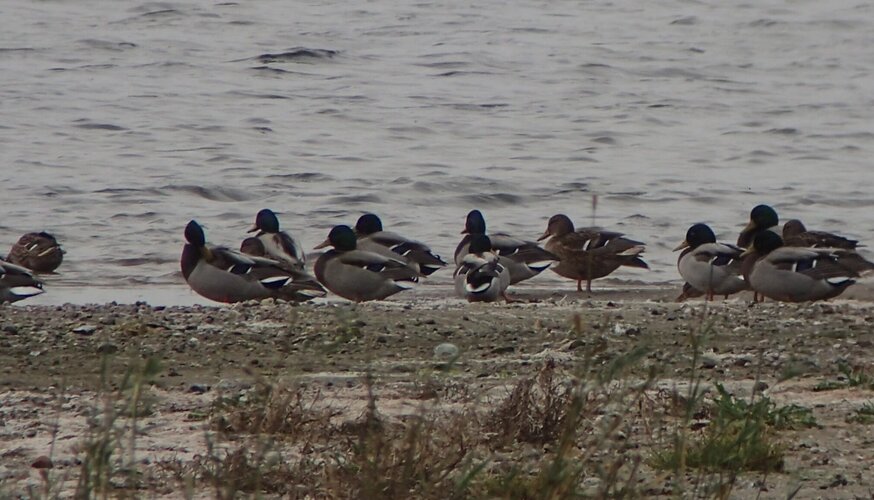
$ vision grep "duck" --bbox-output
[455,209,557,285]
[247,208,306,270]
[0,259,45,303]
[314,225,419,302]
[674,224,749,301]
[353,213,446,276]
[454,234,511,302]
[741,231,874,302]
[7,232,64,273]
[782,219,860,249]
[737,204,779,249]
[181,220,325,303]
[537,214,648,293]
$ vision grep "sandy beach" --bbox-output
[3,283,874,497]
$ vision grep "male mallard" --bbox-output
[674,224,748,301]
[737,204,779,248]
[537,214,648,293]
[782,219,860,249]
[353,213,446,276]
[7,232,64,273]
[247,208,305,270]
[455,209,557,285]
[181,220,324,303]
[314,225,419,302]
[742,231,874,302]
[454,234,511,302]
[0,259,45,303]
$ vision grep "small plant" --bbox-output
[847,401,874,425]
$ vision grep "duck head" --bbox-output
[315,225,357,251]
[674,223,717,251]
[355,213,384,236]
[462,210,486,235]
[538,214,574,241]
[249,208,280,233]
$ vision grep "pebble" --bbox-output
[31,456,53,469]
[434,343,459,360]
[72,325,97,336]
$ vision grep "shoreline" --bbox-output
[3,297,874,496]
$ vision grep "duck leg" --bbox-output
[586,279,593,294]
[577,280,583,292]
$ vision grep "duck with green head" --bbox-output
[456,209,557,285]
[674,223,748,301]
[741,231,874,302]
[181,220,324,303]
[353,213,446,276]
[247,208,306,270]
[314,225,419,302]
[737,204,779,249]
[454,234,511,302]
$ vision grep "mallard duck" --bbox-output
[737,204,779,248]
[454,234,511,302]
[181,220,324,303]
[782,219,860,249]
[7,232,64,273]
[455,209,557,285]
[674,224,749,301]
[742,231,874,302]
[537,214,648,293]
[247,208,305,270]
[314,225,419,302]
[0,259,45,303]
[353,213,446,276]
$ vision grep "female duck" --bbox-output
[455,209,557,285]
[674,223,748,301]
[538,214,648,293]
[7,232,64,273]
[248,209,306,270]
[742,231,874,302]
[314,225,419,302]
[782,219,860,249]
[0,259,45,303]
[454,234,511,303]
[353,213,446,276]
[181,220,324,303]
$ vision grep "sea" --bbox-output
[2,0,873,305]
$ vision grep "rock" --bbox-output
[72,325,97,336]
[3,325,19,335]
[700,357,717,369]
[97,343,118,355]
[189,384,210,394]
[434,343,459,360]
[31,456,53,469]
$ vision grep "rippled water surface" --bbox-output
[3,0,873,304]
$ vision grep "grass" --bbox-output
[815,362,874,392]
[847,401,874,425]
[3,305,825,499]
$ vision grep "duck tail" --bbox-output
[618,245,649,269]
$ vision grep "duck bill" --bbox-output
[739,247,754,258]
[536,230,550,242]
[246,224,259,233]
[740,219,755,234]
[460,228,468,234]
[672,240,690,252]
[313,238,331,250]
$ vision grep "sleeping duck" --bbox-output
[455,209,557,285]
[7,232,64,273]
[454,234,511,303]
[353,213,446,276]
[0,259,45,303]
[181,220,324,303]
[538,214,648,293]
[314,225,419,302]
[742,231,874,303]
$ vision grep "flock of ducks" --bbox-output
[2,205,873,305]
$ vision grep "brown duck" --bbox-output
[537,214,648,293]
[7,232,64,273]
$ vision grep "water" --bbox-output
[3,0,873,305]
